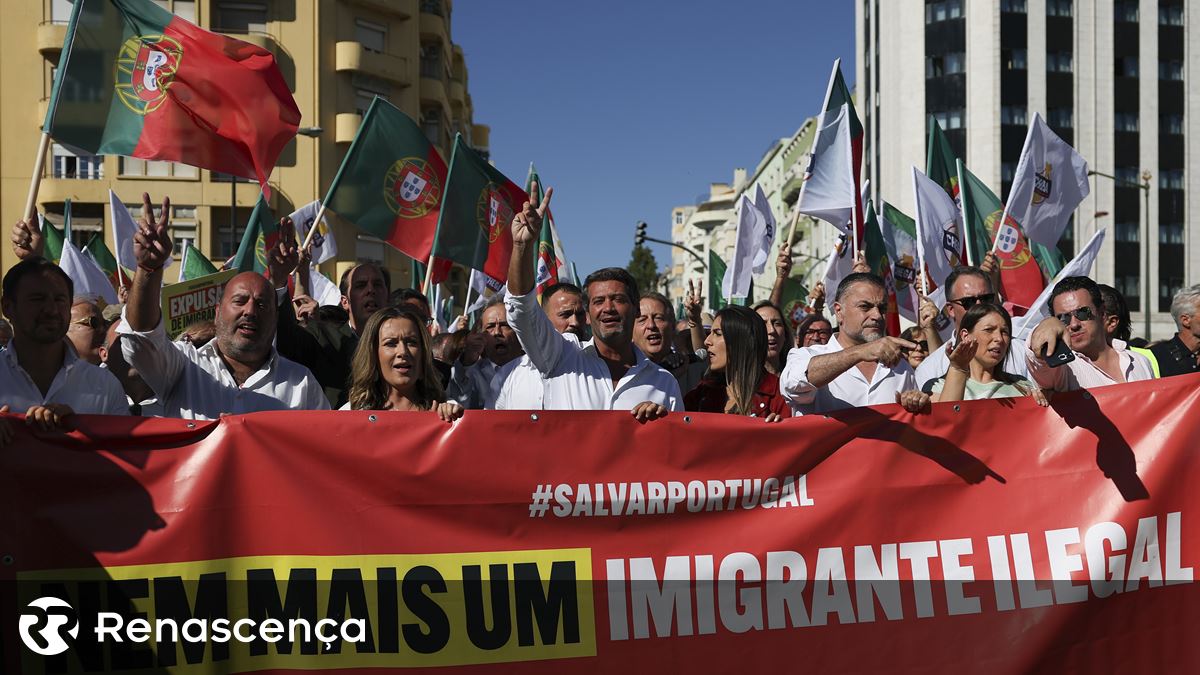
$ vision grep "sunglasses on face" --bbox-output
[71,316,105,330]
[950,293,997,310]
[1056,306,1097,325]
[805,328,833,337]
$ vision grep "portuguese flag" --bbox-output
[430,134,527,283]
[927,117,970,265]
[84,232,122,289]
[324,97,448,269]
[864,200,902,337]
[232,194,278,274]
[959,162,1045,313]
[45,0,299,186]
[40,213,67,264]
[707,250,727,312]
[526,164,565,300]
[179,240,219,282]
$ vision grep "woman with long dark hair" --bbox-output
[752,300,794,375]
[684,306,791,421]
[345,306,464,420]
[931,303,1047,405]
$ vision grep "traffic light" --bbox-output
[635,221,647,246]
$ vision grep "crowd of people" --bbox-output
[1,187,1198,446]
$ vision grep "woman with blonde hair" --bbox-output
[344,306,464,420]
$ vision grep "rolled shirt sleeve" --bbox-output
[505,289,564,377]
[1024,344,1067,391]
[117,307,188,403]
[779,346,819,407]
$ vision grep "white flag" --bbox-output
[308,265,342,307]
[1012,228,1107,340]
[822,232,856,299]
[178,238,190,283]
[109,189,172,271]
[466,268,504,315]
[60,239,118,305]
[795,104,855,233]
[911,166,963,291]
[290,200,338,264]
[1004,113,1090,248]
[751,184,776,274]
[721,195,765,299]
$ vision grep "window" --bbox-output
[1115,222,1140,243]
[1001,0,1027,13]
[1114,1,1138,23]
[355,89,387,116]
[926,55,943,79]
[945,0,963,19]
[1115,56,1139,78]
[1048,107,1074,129]
[51,144,104,180]
[1046,0,1072,17]
[1114,112,1139,133]
[421,108,441,146]
[151,0,196,21]
[1046,51,1073,73]
[1159,170,1184,190]
[1159,6,1184,26]
[356,235,385,263]
[1004,48,1027,71]
[169,206,197,256]
[1001,106,1027,126]
[675,212,684,226]
[932,109,964,130]
[420,43,443,80]
[120,157,197,179]
[1002,162,1016,183]
[1159,223,1184,244]
[1115,276,1140,304]
[1159,60,1183,81]
[1115,167,1141,185]
[355,19,386,53]
[1161,113,1184,135]
[420,0,443,17]
[944,52,965,74]
[215,2,267,33]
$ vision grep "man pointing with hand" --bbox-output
[780,272,928,415]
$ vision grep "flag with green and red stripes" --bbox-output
[84,232,122,289]
[232,194,278,274]
[45,0,299,187]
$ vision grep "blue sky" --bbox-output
[454,1,856,277]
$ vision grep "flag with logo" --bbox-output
[45,0,299,188]
[84,232,121,289]
[465,268,505,315]
[178,239,218,282]
[708,250,728,312]
[526,164,567,298]
[796,60,864,246]
[751,185,777,274]
[60,238,118,305]
[911,167,965,291]
[927,116,969,261]
[821,232,856,301]
[777,276,811,333]
[431,134,527,283]
[722,195,767,301]
[959,163,1045,313]
[308,265,342,307]
[290,200,337,265]
[1003,113,1091,248]
[878,201,922,324]
[1013,228,1107,340]
[39,213,66,264]
[864,200,901,336]
[231,194,277,274]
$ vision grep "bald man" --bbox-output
[118,193,328,419]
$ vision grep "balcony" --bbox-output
[37,23,66,61]
[336,113,362,144]
[237,32,279,56]
[335,41,410,85]
[419,76,448,113]
[419,12,450,53]
[345,0,415,19]
[449,80,466,109]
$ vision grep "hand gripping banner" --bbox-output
[2,374,1199,673]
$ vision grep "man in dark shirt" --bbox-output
[1150,285,1200,377]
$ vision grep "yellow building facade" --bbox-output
[0,0,489,296]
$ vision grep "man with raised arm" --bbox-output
[118,193,328,420]
[504,185,681,420]
[780,272,928,415]
[494,282,587,410]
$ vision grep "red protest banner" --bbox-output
[2,374,1198,673]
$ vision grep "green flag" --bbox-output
[865,200,901,335]
[41,215,66,264]
[180,241,219,281]
[879,201,921,322]
[1032,243,1067,281]
[926,116,960,199]
[959,163,1047,309]
[410,256,426,289]
[84,232,121,288]
[956,161,996,266]
[431,134,526,282]
[232,194,278,274]
[777,276,810,333]
[707,249,727,311]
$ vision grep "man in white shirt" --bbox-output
[0,256,127,424]
[448,297,524,409]
[781,272,927,415]
[1025,276,1155,391]
[504,187,681,418]
[494,282,586,410]
[118,193,329,420]
[915,263,1030,389]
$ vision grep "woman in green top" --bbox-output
[931,303,1048,405]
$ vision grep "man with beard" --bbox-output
[1025,276,1154,390]
[118,193,328,419]
[781,273,926,415]
[504,185,681,418]
[67,297,107,365]
[448,297,524,409]
[0,256,127,430]
[494,282,587,409]
[273,219,392,408]
[633,291,705,396]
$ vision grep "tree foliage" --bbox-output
[627,244,660,297]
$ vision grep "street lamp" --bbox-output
[1087,168,1152,338]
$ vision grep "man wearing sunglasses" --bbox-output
[66,297,108,366]
[915,266,1030,390]
[1025,276,1154,390]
